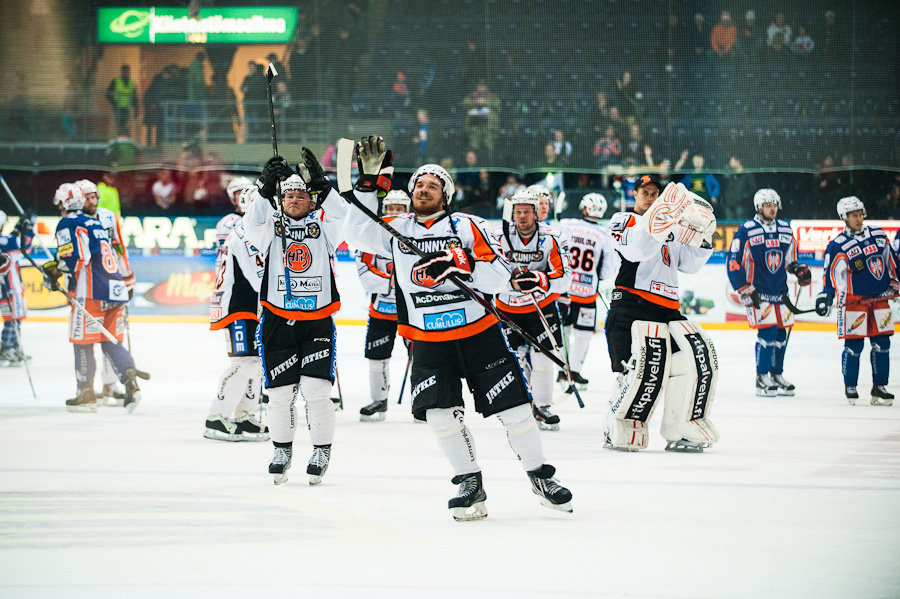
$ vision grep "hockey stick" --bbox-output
[265,63,292,301]
[780,291,818,315]
[524,291,584,408]
[0,276,36,399]
[332,363,344,410]
[782,290,900,315]
[396,343,413,405]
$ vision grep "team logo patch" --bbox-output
[285,243,311,272]
[765,250,782,274]
[661,246,670,266]
[867,256,884,279]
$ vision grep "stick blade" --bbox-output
[266,63,278,78]
[336,138,355,193]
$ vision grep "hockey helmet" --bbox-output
[382,189,411,211]
[0,210,6,231]
[280,174,309,195]
[501,188,540,222]
[55,183,86,212]
[837,196,866,220]
[227,176,253,202]
[237,187,255,213]
[580,193,607,219]
[526,184,553,203]
[75,179,98,198]
[753,188,781,210]
[408,164,455,203]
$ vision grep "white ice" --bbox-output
[1,322,899,599]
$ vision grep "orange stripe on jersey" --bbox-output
[624,214,637,228]
[830,253,851,295]
[496,293,560,313]
[469,221,498,262]
[569,292,599,304]
[261,300,341,321]
[361,252,391,279]
[617,286,681,310]
[398,313,498,342]
[547,237,565,279]
[210,311,259,331]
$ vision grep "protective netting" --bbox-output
[0,0,897,219]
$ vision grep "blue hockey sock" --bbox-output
[1,320,17,350]
[842,339,864,387]
[755,327,778,375]
[870,335,891,386]
[74,344,96,389]
[771,327,789,374]
[101,340,135,381]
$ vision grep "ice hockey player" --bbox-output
[216,176,255,264]
[245,149,346,485]
[527,184,556,226]
[0,210,32,366]
[43,183,141,413]
[816,196,898,405]
[604,176,720,452]
[205,187,268,441]
[77,179,136,404]
[356,189,411,422]
[726,189,811,396]
[492,188,571,430]
[345,136,573,521]
[556,193,619,391]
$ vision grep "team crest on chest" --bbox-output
[765,249,782,274]
[661,245,670,266]
[285,243,312,272]
[867,256,884,280]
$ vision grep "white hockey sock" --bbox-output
[496,404,545,472]
[368,358,390,402]
[267,384,298,444]
[568,329,593,373]
[427,407,479,476]
[208,356,259,418]
[530,352,555,408]
[300,376,336,446]
[100,353,118,386]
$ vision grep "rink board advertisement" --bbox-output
[4,216,899,324]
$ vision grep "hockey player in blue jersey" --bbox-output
[816,196,899,405]
[0,209,33,366]
[726,189,811,396]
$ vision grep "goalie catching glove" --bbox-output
[786,262,811,287]
[641,182,716,248]
[675,198,717,249]
[412,248,473,287]
[355,135,393,197]
[511,268,549,294]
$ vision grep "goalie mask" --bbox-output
[382,189,411,211]
[408,164,455,204]
[226,176,253,203]
[753,188,781,210]
[56,183,86,212]
[837,196,866,221]
[237,187,255,213]
[580,193,607,219]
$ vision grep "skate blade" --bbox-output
[360,412,387,422]
[776,389,795,396]
[603,441,644,452]
[755,389,777,397]
[331,398,343,412]
[66,404,98,413]
[665,440,708,453]
[308,475,324,485]
[871,398,894,406]
[125,392,142,414]
[271,468,290,485]
[203,429,243,442]
[238,432,270,442]
[575,382,588,391]
[537,421,560,432]
[538,497,573,513]
[451,502,488,522]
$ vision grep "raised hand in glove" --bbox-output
[786,262,811,287]
[737,284,761,309]
[355,135,393,197]
[511,268,550,294]
[13,211,35,236]
[256,155,294,201]
[411,248,473,287]
[815,290,834,317]
[0,253,10,277]
[41,260,62,291]
[297,147,331,196]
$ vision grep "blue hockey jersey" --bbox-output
[726,216,798,302]
[823,226,896,300]
[55,213,128,303]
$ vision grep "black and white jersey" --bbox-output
[210,222,264,330]
[490,223,571,313]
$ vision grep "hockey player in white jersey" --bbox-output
[345,136,573,521]
[492,188,571,430]
[245,148,347,485]
[216,176,254,266]
[205,187,268,441]
[0,209,32,367]
[556,193,619,390]
[605,174,720,452]
[356,189,410,422]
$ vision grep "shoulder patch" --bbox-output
[56,227,72,245]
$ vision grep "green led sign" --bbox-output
[98,7,298,44]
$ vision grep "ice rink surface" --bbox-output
[1,321,899,599]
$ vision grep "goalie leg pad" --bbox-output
[660,320,720,447]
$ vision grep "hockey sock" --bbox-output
[496,403,545,472]
[267,384,298,444]
[100,354,118,386]
[74,344,96,389]
[870,335,891,386]
[530,352,555,407]
[210,356,259,417]
[368,358,390,403]
[100,340,135,381]
[755,327,777,375]
[771,327,789,374]
[568,329,592,373]
[427,407,479,476]
[842,339,864,386]
[300,376,336,446]
[1,320,17,349]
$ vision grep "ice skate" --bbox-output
[557,371,588,391]
[359,400,387,422]
[269,446,292,485]
[870,386,894,406]
[532,403,560,431]
[845,386,859,405]
[770,373,795,396]
[122,368,141,414]
[665,438,709,453]
[65,387,98,413]
[234,411,269,441]
[203,414,242,441]
[527,464,573,513]
[756,373,778,397]
[448,472,487,522]
[307,444,331,485]
[99,383,126,407]
[0,347,25,367]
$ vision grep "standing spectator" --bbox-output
[266,52,286,81]
[144,66,173,147]
[722,156,757,220]
[152,168,178,211]
[392,72,410,114]
[623,124,644,167]
[877,173,900,218]
[335,28,357,102]
[463,81,500,152]
[460,39,487,93]
[690,14,708,56]
[607,105,625,133]
[106,65,139,138]
[241,62,266,143]
[593,126,621,169]
[710,10,737,57]
[456,150,481,198]
[791,26,815,54]
[767,13,792,47]
[97,172,122,216]
[496,174,525,213]
[615,71,640,123]
[821,11,838,59]
[208,77,239,143]
[737,10,762,55]
[468,169,499,217]
[8,71,29,140]
[415,109,429,161]
[288,38,312,98]
[680,154,720,209]
[188,52,207,102]
[550,129,572,164]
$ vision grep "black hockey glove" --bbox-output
[411,248,474,287]
[511,268,550,294]
[815,290,834,317]
[0,253,10,277]
[737,284,761,309]
[786,262,811,287]
[13,211,35,236]
[297,147,331,197]
[256,155,294,202]
[355,135,393,197]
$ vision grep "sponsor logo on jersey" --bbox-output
[398,236,462,255]
[850,314,866,331]
[276,221,321,242]
[243,240,260,255]
[374,300,397,314]
[56,228,71,244]
[301,348,330,368]
[575,307,596,328]
[210,292,223,306]
[571,272,595,285]
[880,312,892,330]
[269,353,298,380]
[423,308,466,331]
[661,245,671,266]
[761,304,773,320]
[749,235,764,246]
[847,246,862,259]
[411,375,437,400]
[863,244,878,256]
[284,295,317,310]
[108,280,128,301]
[508,249,544,264]
[867,256,884,279]
[765,238,779,248]
[57,242,74,258]
[285,243,312,272]
[277,276,322,292]
[210,307,222,320]
[485,371,516,404]
[765,249,783,274]
[410,290,468,308]
[649,281,677,299]
[92,228,109,240]
[367,334,392,350]
[778,234,793,244]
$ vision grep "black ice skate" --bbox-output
[527,464,573,513]
[871,386,894,406]
[756,373,778,397]
[234,412,269,441]
[65,387,98,413]
[269,446,292,485]
[557,371,588,391]
[203,414,242,441]
[448,471,487,522]
[359,400,387,422]
[123,368,141,413]
[307,444,331,485]
[845,386,859,405]
[770,373,795,396]
[532,403,560,431]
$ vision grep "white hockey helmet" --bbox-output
[280,174,309,194]
[526,184,553,203]
[0,210,6,231]
[55,183,86,212]
[408,164,455,203]
[237,187,256,213]
[227,176,253,201]
[753,188,781,210]
[580,193,607,219]
[75,179,98,197]
[382,189,411,210]
[502,188,540,222]
[837,196,866,220]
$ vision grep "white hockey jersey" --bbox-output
[356,251,397,321]
[93,207,135,288]
[557,217,618,304]
[242,189,347,320]
[210,222,264,330]
[0,233,27,321]
[345,191,513,342]
[215,212,242,268]
[490,223,571,313]
[609,211,712,309]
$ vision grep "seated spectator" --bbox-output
[623,124,644,166]
[679,154,720,210]
[496,174,525,213]
[711,11,737,56]
[767,12,791,46]
[877,173,900,218]
[463,81,500,152]
[550,129,572,164]
[591,91,610,134]
[791,26,814,54]
[691,13,707,55]
[722,156,757,220]
[456,150,481,195]
[593,126,621,168]
[463,169,499,218]
[152,168,178,211]
[738,10,762,54]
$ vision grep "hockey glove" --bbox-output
[786,262,811,287]
[676,198,717,249]
[815,290,834,317]
[737,284,761,309]
[40,260,63,291]
[13,211,35,236]
[411,248,474,287]
[355,135,393,197]
[297,147,331,197]
[640,182,693,242]
[256,155,294,201]
[511,268,550,294]
[0,253,10,277]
